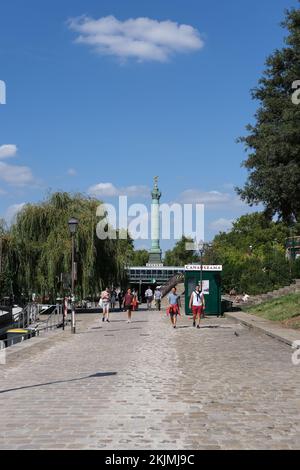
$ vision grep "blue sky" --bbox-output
[0,0,298,251]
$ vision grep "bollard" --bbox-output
[0,340,6,365]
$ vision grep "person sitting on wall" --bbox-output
[229,288,237,297]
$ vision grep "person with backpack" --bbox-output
[189,284,205,329]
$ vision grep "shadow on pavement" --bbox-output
[0,372,117,395]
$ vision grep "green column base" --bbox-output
[148,249,162,264]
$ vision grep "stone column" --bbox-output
[148,176,162,264]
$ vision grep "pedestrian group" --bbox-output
[98,283,205,329]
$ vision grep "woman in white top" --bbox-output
[100,287,111,322]
[189,285,205,329]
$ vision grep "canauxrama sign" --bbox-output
[185,265,223,271]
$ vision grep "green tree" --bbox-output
[7,192,133,302]
[237,6,300,223]
[164,236,198,266]
[130,249,149,266]
[211,212,291,294]
[0,219,13,299]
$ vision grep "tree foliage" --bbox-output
[237,6,300,223]
[209,213,292,294]
[130,249,149,266]
[0,192,135,302]
[164,236,198,266]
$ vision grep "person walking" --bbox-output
[167,287,181,328]
[189,284,205,329]
[154,286,162,311]
[132,291,139,311]
[118,290,124,311]
[100,287,111,322]
[110,288,117,311]
[145,286,153,310]
[123,288,134,323]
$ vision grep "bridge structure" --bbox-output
[126,265,185,300]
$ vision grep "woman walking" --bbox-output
[123,288,134,323]
[100,287,111,322]
[189,284,205,328]
[132,291,139,311]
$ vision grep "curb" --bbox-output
[225,311,300,347]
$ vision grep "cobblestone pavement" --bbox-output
[0,309,300,450]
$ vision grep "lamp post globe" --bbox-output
[68,217,79,235]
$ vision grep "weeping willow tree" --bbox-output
[7,192,134,302]
[0,218,14,299]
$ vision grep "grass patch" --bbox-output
[244,292,300,328]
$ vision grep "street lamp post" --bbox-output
[139,279,142,303]
[197,240,213,318]
[68,217,79,334]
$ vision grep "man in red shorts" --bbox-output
[189,284,205,329]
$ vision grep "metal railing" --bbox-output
[0,305,13,328]
[15,303,40,329]
[1,304,66,350]
[161,273,185,298]
[35,304,65,334]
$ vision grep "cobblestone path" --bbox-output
[0,310,300,449]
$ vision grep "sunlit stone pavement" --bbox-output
[0,309,300,450]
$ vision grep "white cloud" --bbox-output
[0,144,37,187]
[68,15,204,63]
[0,161,35,186]
[210,218,233,232]
[0,144,18,160]
[5,203,26,225]
[88,182,118,197]
[67,168,77,176]
[88,182,149,198]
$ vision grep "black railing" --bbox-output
[161,273,185,298]
[0,305,13,328]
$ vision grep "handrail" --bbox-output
[36,304,64,333]
[1,304,66,350]
[161,272,184,298]
[14,303,40,329]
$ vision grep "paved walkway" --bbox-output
[225,310,300,347]
[0,309,300,450]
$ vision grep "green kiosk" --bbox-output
[184,265,223,316]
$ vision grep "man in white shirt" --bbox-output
[189,284,205,329]
[145,286,153,310]
[154,287,162,311]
